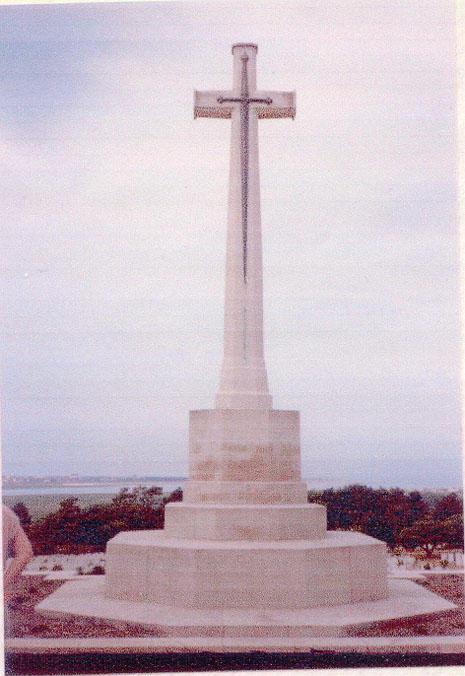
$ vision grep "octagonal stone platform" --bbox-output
[104,529,387,609]
[36,575,456,638]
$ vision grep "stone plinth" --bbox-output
[189,409,300,482]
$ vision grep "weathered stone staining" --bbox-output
[188,409,301,482]
[37,44,456,638]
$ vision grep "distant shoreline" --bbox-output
[54,480,185,488]
[2,477,187,491]
[2,480,186,498]
[2,478,461,494]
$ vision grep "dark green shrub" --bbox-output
[88,565,105,575]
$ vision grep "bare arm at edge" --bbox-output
[3,526,33,600]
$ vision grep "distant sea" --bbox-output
[4,479,454,499]
[2,480,185,497]
[2,478,350,498]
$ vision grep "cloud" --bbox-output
[1,1,460,486]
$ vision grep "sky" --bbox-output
[1,0,462,488]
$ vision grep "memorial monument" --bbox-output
[38,43,455,638]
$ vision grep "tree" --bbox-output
[432,492,463,522]
[28,497,83,554]
[111,485,163,510]
[28,488,166,554]
[308,485,429,547]
[442,514,464,550]
[164,487,183,504]
[398,514,464,558]
[12,501,32,528]
[406,491,429,524]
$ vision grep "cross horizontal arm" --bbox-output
[254,90,296,119]
[194,90,296,120]
[194,90,233,119]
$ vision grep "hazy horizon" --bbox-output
[2,1,462,489]
[3,472,463,492]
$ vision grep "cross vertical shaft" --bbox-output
[194,43,296,410]
[218,44,269,409]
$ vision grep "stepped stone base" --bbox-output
[36,576,457,638]
[164,503,327,540]
[35,407,456,639]
[104,530,387,609]
[183,480,309,504]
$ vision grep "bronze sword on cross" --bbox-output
[216,53,273,281]
[194,45,296,283]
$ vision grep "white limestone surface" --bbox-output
[183,480,309,504]
[195,45,295,412]
[36,576,457,638]
[189,409,301,483]
[6,634,465,655]
[24,553,105,575]
[104,529,387,609]
[44,571,87,581]
[164,503,327,540]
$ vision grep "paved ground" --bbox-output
[5,577,157,639]
[5,573,464,639]
[348,574,465,637]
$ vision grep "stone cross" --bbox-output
[195,43,295,410]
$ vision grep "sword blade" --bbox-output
[240,54,249,285]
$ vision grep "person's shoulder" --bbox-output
[2,504,20,530]
[3,504,18,518]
